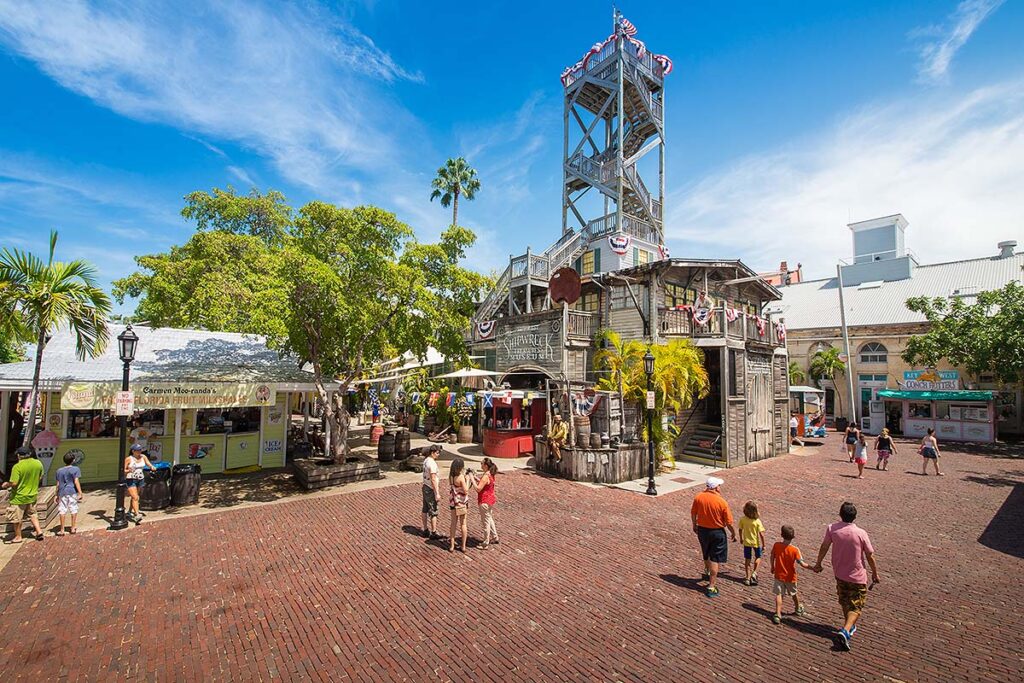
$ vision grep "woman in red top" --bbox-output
[472,457,500,549]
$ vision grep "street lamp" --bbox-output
[109,324,139,531]
[644,349,657,496]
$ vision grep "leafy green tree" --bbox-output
[182,186,292,246]
[0,231,111,445]
[0,332,24,364]
[595,331,709,466]
[904,282,1024,385]
[429,157,481,227]
[809,347,846,417]
[117,189,488,463]
[788,360,807,385]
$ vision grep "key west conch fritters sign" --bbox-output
[61,382,275,410]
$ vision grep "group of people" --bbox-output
[419,444,500,552]
[691,476,879,651]
[3,447,83,541]
[842,423,943,477]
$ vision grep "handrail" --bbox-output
[566,310,597,339]
[584,212,658,244]
[567,149,619,186]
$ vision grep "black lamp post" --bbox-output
[108,324,138,531]
[644,349,657,496]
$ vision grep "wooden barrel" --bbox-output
[377,430,396,462]
[394,429,411,460]
[457,425,474,444]
[590,433,602,449]
[370,423,384,445]
[422,415,436,434]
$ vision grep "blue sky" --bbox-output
[1,0,1022,311]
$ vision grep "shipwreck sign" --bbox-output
[495,314,563,374]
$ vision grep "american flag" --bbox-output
[620,16,637,36]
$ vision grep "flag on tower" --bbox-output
[620,16,638,36]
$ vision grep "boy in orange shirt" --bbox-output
[770,525,814,624]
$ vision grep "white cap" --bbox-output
[706,476,724,489]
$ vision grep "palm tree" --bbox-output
[429,157,481,227]
[788,360,807,385]
[0,231,111,445]
[809,347,846,417]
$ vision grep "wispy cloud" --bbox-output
[667,80,1024,277]
[912,0,1004,84]
[226,165,256,188]
[0,0,424,200]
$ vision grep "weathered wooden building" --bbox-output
[467,15,789,479]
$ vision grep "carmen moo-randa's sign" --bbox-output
[61,382,276,411]
[903,370,959,391]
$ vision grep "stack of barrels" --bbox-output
[394,429,411,461]
[370,423,384,445]
[575,415,591,446]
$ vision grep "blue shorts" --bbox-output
[126,478,145,488]
[743,546,763,560]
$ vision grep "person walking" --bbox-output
[690,476,737,598]
[421,444,442,539]
[874,428,897,471]
[769,525,814,624]
[844,423,860,462]
[472,457,500,549]
[447,457,470,553]
[853,433,869,479]
[738,500,766,586]
[812,502,880,651]
[54,452,83,535]
[2,447,45,542]
[123,443,155,525]
[919,428,943,476]
[790,413,804,447]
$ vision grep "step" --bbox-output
[678,451,724,467]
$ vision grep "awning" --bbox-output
[877,390,995,402]
[789,385,824,394]
[434,368,502,379]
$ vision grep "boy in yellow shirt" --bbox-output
[739,501,766,585]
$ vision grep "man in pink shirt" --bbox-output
[813,501,880,651]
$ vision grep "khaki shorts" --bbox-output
[772,579,798,597]
[5,503,37,523]
[836,579,868,615]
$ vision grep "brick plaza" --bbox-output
[0,433,1020,682]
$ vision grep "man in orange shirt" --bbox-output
[690,476,737,598]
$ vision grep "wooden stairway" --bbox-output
[679,423,724,467]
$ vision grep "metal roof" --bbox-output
[767,253,1024,331]
[0,324,318,390]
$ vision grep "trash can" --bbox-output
[139,462,172,511]
[171,463,202,506]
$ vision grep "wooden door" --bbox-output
[746,367,773,462]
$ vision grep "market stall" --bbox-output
[788,385,825,437]
[876,389,996,443]
[482,389,547,458]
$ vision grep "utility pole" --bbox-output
[836,263,857,427]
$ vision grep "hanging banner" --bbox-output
[483,391,494,409]
[658,244,670,260]
[476,319,496,340]
[61,382,275,411]
[427,392,439,407]
[725,307,740,323]
[692,308,712,326]
[608,234,631,255]
[776,321,787,342]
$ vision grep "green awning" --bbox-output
[876,390,995,402]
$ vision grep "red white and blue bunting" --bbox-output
[560,19,673,86]
[608,234,631,255]
[692,307,712,326]
[776,321,787,342]
[476,319,496,340]
[725,307,740,323]
[572,392,603,416]
[658,243,671,261]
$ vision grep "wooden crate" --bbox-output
[1,486,59,534]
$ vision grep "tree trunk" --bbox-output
[329,391,349,462]
[22,328,47,447]
[452,189,459,227]
[832,371,844,417]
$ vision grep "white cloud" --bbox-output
[226,165,256,188]
[667,80,1024,278]
[0,0,424,200]
[912,0,1004,84]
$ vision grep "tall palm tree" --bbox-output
[809,347,846,417]
[429,157,481,227]
[0,231,111,445]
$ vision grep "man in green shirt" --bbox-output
[3,447,45,542]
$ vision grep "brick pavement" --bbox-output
[0,433,1021,682]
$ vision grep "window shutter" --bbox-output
[574,256,581,274]
[594,247,601,273]
[632,247,638,266]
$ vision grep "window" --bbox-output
[637,249,651,265]
[728,350,739,396]
[611,284,648,312]
[664,283,697,308]
[577,292,599,313]
[196,407,261,434]
[734,300,758,316]
[580,249,601,275]
[67,410,116,439]
[859,342,888,364]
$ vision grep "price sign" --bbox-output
[114,391,135,416]
[646,391,656,409]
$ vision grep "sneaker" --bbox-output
[836,628,851,651]
[705,587,719,598]
[850,625,857,636]
[771,614,781,624]
[750,574,759,586]
[795,606,806,617]
[742,578,751,586]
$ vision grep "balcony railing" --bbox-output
[510,253,551,282]
[659,308,785,348]
[567,310,597,340]
[563,33,665,89]
[583,212,659,244]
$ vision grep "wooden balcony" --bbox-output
[659,308,785,348]
[567,310,597,340]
